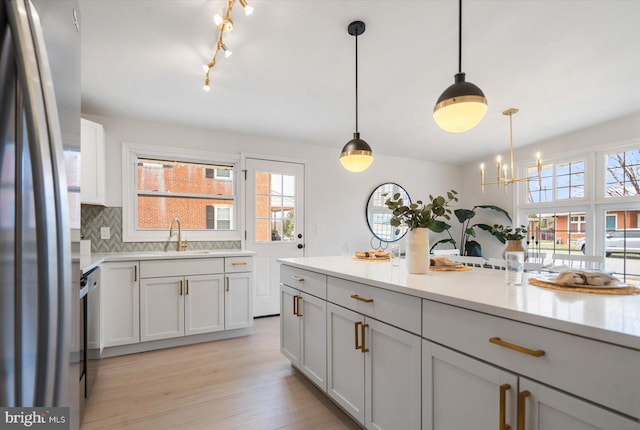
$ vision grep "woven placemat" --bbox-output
[529,278,640,295]
[352,256,390,262]
[430,265,472,272]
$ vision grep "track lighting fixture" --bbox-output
[203,0,253,92]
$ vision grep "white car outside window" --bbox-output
[577,230,640,256]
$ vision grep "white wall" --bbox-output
[459,111,640,259]
[84,114,463,257]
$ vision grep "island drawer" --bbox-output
[280,265,326,299]
[328,277,421,335]
[225,256,253,273]
[139,258,224,278]
[422,299,640,419]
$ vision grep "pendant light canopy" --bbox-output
[340,21,373,173]
[433,0,487,133]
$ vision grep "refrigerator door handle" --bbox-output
[6,0,70,406]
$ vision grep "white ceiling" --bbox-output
[79,0,640,165]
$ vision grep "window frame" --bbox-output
[122,141,241,242]
[519,153,590,206]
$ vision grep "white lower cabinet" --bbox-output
[422,340,518,430]
[225,272,254,330]
[520,378,640,430]
[101,261,140,347]
[280,285,327,390]
[423,340,639,430]
[422,300,640,430]
[327,302,421,429]
[140,274,224,342]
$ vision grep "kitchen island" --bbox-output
[279,256,640,430]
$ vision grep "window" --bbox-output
[255,171,296,242]
[123,142,239,242]
[520,145,640,284]
[605,149,640,197]
[526,160,584,203]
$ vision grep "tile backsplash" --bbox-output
[81,206,240,253]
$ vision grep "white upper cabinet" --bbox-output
[80,118,106,205]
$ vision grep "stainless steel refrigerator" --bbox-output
[1,0,80,428]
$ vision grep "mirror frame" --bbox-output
[365,182,411,243]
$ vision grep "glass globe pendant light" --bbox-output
[340,21,373,173]
[433,0,487,133]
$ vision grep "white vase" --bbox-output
[406,228,429,274]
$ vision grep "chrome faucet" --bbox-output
[169,217,188,251]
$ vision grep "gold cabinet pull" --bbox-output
[361,323,369,353]
[134,265,138,282]
[295,296,303,317]
[350,294,374,303]
[517,390,530,430]
[186,279,189,295]
[226,276,229,292]
[354,321,362,350]
[232,261,248,266]
[292,295,297,316]
[179,280,183,296]
[500,384,511,430]
[489,337,545,358]
[291,276,305,282]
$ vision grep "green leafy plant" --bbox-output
[489,224,527,242]
[431,204,512,257]
[383,190,459,234]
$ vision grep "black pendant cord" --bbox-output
[458,0,462,74]
[354,32,359,133]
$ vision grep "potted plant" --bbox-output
[384,190,458,274]
[431,204,512,257]
[490,224,528,259]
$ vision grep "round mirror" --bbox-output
[366,183,411,243]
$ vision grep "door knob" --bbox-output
[297,244,304,249]
[297,233,303,239]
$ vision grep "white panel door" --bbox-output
[245,158,305,317]
[326,303,364,425]
[224,272,254,329]
[520,378,640,430]
[280,285,300,367]
[101,261,140,347]
[422,340,518,430]
[299,292,327,391]
[140,276,184,342]
[185,274,224,335]
[365,318,421,430]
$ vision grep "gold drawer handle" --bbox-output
[350,294,374,303]
[517,390,530,430]
[354,321,362,350]
[291,276,305,282]
[489,337,545,358]
[361,323,369,353]
[232,262,248,266]
[500,384,511,430]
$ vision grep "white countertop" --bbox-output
[78,249,255,274]
[279,256,640,351]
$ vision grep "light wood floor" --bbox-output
[82,316,361,430]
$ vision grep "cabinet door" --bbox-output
[519,378,640,430]
[422,340,518,430]
[185,274,224,335]
[224,272,253,330]
[140,276,184,342]
[299,292,326,391]
[365,318,421,430]
[101,262,140,347]
[326,303,364,425]
[80,118,105,205]
[280,285,301,366]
